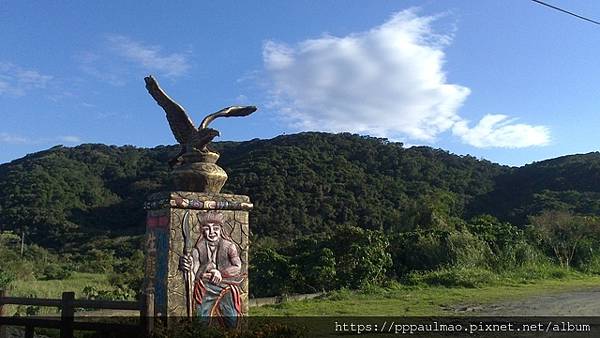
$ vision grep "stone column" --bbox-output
[144,191,252,317]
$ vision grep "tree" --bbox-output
[327,225,392,288]
[249,247,295,297]
[466,214,522,255]
[530,210,600,268]
[290,237,337,293]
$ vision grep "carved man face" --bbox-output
[202,223,221,242]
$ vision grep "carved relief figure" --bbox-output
[179,211,244,327]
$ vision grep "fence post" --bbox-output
[60,292,75,338]
[141,291,154,337]
[0,289,4,316]
[24,326,34,338]
[0,289,6,338]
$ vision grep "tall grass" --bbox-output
[8,273,112,298]
[3,272,113,315]
[406,266,497,288]
[403,262,585,289]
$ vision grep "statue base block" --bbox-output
[144,191,252,318]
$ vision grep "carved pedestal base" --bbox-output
[144,191,252,318]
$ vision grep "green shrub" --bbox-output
[41,263,73,280]
[466,215,523,255]
[0,233,37,281]
[325,288,353,301]
[391,229,493,277]
[406,266,497,288]
[251,225,392,296]
[572,238,600,271]
[446,230,492,268]
[25,305,41,316]
[292,245,337,293]
[491,241,545,271]
[108,250,144,298]
[78,249,116,273]
[581,255,600,275]
[529,210,600,268]
[326,225,392,289]
[82,285,134,301]
[0,270,15,288]
[389,230,451,276]
[502,261,572,282]
[250,247,295,297]
[512,241,544,265]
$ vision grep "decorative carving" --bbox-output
[144,75,256,193]
[179,211,245,327]
[142,76,254,325]
[145,197,253,211]
[181,211,195,317]
[144,192,251,318]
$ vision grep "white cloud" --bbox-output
[0,62,53,97]
[77,36,191,86]
[263,9,550,148]
[0,132,82,145]
[452,114,550,148]
[235,94,248,103]
[58,135,82,143]
[0,132,29,144]
[94,111,130,120]
[77,51,127,86]
[108,35,190,78]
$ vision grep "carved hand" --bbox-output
[179,254,193,272]
[209,269,222,284]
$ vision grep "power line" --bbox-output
[530,0,600,26]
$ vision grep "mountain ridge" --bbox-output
[1,132,599,255]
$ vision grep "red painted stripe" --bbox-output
[158,215,169,227]
[146,216,158,228]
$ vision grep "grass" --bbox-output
[7,272,112,298]
[4,264,600,318]
[3,272,113,315]
[251,270,600,316]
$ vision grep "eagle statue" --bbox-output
[144,75,257,168]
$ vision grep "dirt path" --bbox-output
[463,288,600,316]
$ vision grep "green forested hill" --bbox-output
[222,133,506,238]
[468,152,600,224]
[1,132,599,255]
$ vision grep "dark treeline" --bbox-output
[1,132,600,296]
[0,132,506,247]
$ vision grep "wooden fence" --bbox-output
[0,289,323,337]
[0,289,153,338]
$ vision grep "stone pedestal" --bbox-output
[143,191,252,317]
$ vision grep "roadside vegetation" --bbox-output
[0,232,141,315]
[250,212,600,298]
[2,133,600,315]
[252,275,600,316]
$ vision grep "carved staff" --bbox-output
[182,211,194,317]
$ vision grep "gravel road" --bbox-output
[469,288,600,316]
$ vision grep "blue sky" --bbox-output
[1,1,599,166]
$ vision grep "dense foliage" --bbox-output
[467,153,600,224]
[2,132,600,297]
[0,133,509,249]
[250,224,392,297]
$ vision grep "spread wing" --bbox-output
[144,75,195,144]
[199,106,257,129]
